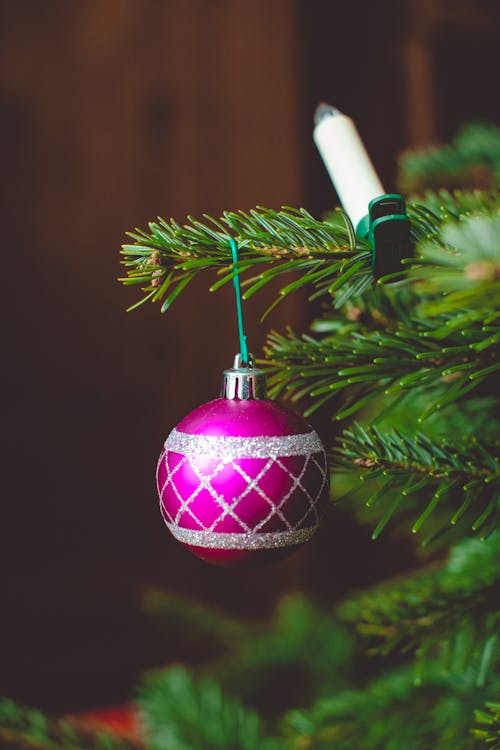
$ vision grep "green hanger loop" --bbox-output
[229,238,249,366]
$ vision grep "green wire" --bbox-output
[229,238,249,365]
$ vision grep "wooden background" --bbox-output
[1,0,499,712]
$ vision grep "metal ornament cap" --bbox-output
[222,353,267,400]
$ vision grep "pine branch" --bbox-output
[0,698,140,750]
[119,206,373,315]
[398,123,500,193]
[263,313,499,420]
[410,215,500,317]
[336,424,500,541]
[338,536,500,681]
[472,701,500,749]
[283,665,494,750]
[137,667,282,750]
[119,187,500,323]
[411,189,500,222]
[263,212,500,420]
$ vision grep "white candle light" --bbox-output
[313,104,385,232]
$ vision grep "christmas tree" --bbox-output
[2,123,499,749]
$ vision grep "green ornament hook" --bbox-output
[229,238,249,365]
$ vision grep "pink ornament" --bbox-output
[156,395,328,566]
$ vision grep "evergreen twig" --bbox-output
[472,701,500,749]
[338,537,500,677]
[119,206,372,315]
[137,667,282,750]
[398,123,500,193]
[0,699,140,750]
[283,666,495,750]
[336,424,500,540]
[263,316,500,420]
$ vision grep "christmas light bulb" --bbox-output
[313,104,384,232]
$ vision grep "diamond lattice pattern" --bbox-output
[157,448,327,535]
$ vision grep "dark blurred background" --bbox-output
[1,0,499,713]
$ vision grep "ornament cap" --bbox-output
[222,353,267,400]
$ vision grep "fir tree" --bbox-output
[2,123,499,749]
[119,121,500,749]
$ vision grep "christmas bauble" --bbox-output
[156,358,328,566]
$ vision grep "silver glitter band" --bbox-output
[164,521,319,550]
[164,428,324,460]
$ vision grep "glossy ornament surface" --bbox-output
[156,397,328,566]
